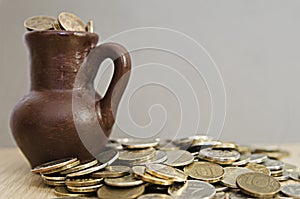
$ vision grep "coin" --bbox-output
[199,148,240,165]
[87,20,93,33]
[248,154,267,164]
[245,163,271,175]
[274,170,290,181]
[67,184,103,193]
[132,166,173,186]
[262,158,285,171]
[231,154,250,166]
[284,163,299,173]
[137,193,172,199]
[58,12,86,31]
[31,158,78,173]
[289,171,300,181]
[91,165,131,178]
[156,140,179,151]
[212,142,238,150]
[43,179,65,186]
[271,168,284,177]
[104,175,144,187]
[281,184,300,198]
[95,148,119,165]
[183,161,224,183]
[97,184,145,199]
[65,178,103,187]
[221,167,253,188]
[145,163,187,182]
[54,187,93,197]
[213,183,228,192]
[132,150,168,166]
[164,150,194,167]
[41,173,66,181]
[52,20,61,30]
[66,163,107,178]
[61,159,98,175]
[121,139,159,149]
[119,148,156,163]
[168,180,216,199]
[24,15,56,31]
[236,172,281,198]
[42,160,80,174]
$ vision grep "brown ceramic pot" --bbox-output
[10,31,131,168]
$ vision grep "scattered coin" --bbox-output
[245,163,271,175]
[137,193,172,199]
[65,178,103,187]
[164,150,194,167]
[168,180,216,198]
[24,15,56,31]
[41,173,66,181]
[248,154,268,164]
[66,163,107,178]
[156,140,179,151]
[132,166,173,186]
[183,161,224,183]
[274,170,290,181]
[61,159,98,175]
[67,183,103,193]
[212,141,238,150]
[289,171,300,181]
[31,158,78,174]
[262,158,285,171]
[284,163,299,173]
[236,172,281,198]
[213,183,228,192]
[199,148,240,165]
[104,175,143,187]
[121,139,159,149]
[221,167,253,188]
[42,160,80,174]
[95,148,119,165]
[54,187,93,197]
[58,12,86,31]
[118,148,156,163]
[97,184,145,199]
[91,165,131,178]
[145,163,187,182]
[231,154,250,166]
[281,184,300,198]
[43,179,65,186]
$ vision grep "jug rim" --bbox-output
[24,30,98,38]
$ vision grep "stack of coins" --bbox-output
[31,136,300,198]
[24,12,93,32]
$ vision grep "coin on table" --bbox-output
[52,20,61,30]
[133,150,168,166]
[145,163,187,182]
[65,178,103,187]
[248,154,268,164]
[97,184,145,199]
[91,165,131,178]
[183,161,224,183]
[212,141,238,150]
[213,183,228,192]
[231,154,250,166]
[274,170,290,181]
[271,168,284,177]
[262,158,285,171]
[42,160,80,174]
[95,148,119,165]
[168,180,216,199]
[31,158,78,173]
[281,184,300,198]
[221,167,253,188]
[67,183,103,193]
[58,12,86,31]
[54,187,93,197]
[245,163,271,176]
[284,163,299,173]
[132,166,173,186]
[61,159,98,175]
[121,139,159,149]
[24,15,56,31]
[164,150,194,167]
[67,163,107,178]
[118,148,156,163]
[41,173,66,181]
[137,193,172,199]
[199,148,240,165]
[43,179,65,186]
[156,140,179,151]
[104,175,144,187]
[236,172,281,198]
[289,171,300,181]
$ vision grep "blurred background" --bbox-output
[1,0,300,147]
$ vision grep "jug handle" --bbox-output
[84,42,131,131]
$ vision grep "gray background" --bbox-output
[1,0,300,147]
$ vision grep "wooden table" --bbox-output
[0,144,299,198]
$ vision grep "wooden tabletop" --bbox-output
[0,144,299,199]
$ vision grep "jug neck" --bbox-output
[25,31,98,91]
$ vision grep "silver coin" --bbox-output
[133,150,168,166]
[232,154,250,166]
[262,158,285,170]
[248,153,267,164]
[289,171,300,181]
[164,150,194,167]
[199,148,240,164]
[95,148,119,165]
[281,184,300,198]
[221,167,253,188]
[284,163,299,173]
[168,180,216,199]
[213,183,228,192]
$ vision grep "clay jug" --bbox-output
[10,31,131,167]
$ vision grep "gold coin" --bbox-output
[65,178,103,187]
[164,150,194,167]
[245,163,271,176]
[236,172,281,198]
[132,166,173,186]
[221,167,253,188]
[67,163,107,178]
[121,139,159,149]
[183,161,224,183]
[43,179,65,186]
[41,173,66,181]
[54,187,93,197]
[52,20,61,30]
[24,15,56,31]
[97,184,145,199]
[104,175,144,187]
[145,163,187,182]
[31,158,78,173]
[212,141,238,150]
[42,160,80,174]
[91,165,131,178]
[87,20,93,33]
[271,169,284,177]
[137,193,172,199]
[60,159,98,175]
[67,183,103,193]
[58,12,86,31]
[119,148,156,162]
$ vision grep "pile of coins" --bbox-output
[31,136,300,198]
[24,12,93,32]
